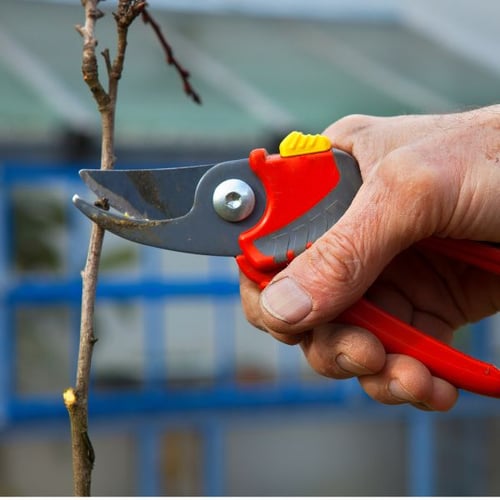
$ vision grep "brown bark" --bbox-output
[65,1,146,495]
[65,2,200,494]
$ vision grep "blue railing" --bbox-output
[1,161,498,495]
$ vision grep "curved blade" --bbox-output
[73,159,266,256]
[79,164,212,220]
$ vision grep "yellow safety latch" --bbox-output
[279,131,332,158]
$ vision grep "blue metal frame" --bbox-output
[1,161,499,496]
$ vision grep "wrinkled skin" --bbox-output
[240,106,500,411]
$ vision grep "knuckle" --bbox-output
[302,327,347,379]
[302,325,373,380]
[377,147,443,196]
[303,325,384,380]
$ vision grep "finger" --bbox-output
[259,146,452,334]
[239,272,266,331]
[301,324,386,379]
[359,354,459,411]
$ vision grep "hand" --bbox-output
[240,106,500,411]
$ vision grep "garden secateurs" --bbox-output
[73,131,500,398]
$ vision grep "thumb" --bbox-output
[259,147,447,334]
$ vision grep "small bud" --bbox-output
[63,388,77,408]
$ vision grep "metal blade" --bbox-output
[73,159,266,257]
[79,164,213,219]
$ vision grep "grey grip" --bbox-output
[254,149,362,264]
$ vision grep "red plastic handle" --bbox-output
[237,147,340,281]
[338,297,500,398]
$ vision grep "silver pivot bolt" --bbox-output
[213,179,255,222]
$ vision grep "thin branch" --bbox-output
[141,8,202,104]
[65,0,145,496]
[67,1,202,495]
[75,1,110,114]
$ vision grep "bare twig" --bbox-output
[66,1,201,495]
[65,0,145,496]
[141,8,202,104]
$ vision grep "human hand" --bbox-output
[240,106,500,411]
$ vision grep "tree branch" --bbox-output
[65,0,145,496]
[66,1,202,495]
[141,8,202,104]
[75,1,109,114]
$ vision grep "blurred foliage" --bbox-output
[16,305,71,395]
[12,188,66,273]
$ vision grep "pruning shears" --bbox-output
[73,131,500,398]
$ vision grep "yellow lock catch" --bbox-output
[279,131,332,158]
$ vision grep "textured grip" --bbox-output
[253,149,361,264]
[236,147,363,285]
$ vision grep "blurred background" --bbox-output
[0,0,499,495]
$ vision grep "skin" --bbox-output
[240,105,500,411]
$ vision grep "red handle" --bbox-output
[241,237,500,398]
[338,298,500,398]
[237,146,341,279]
